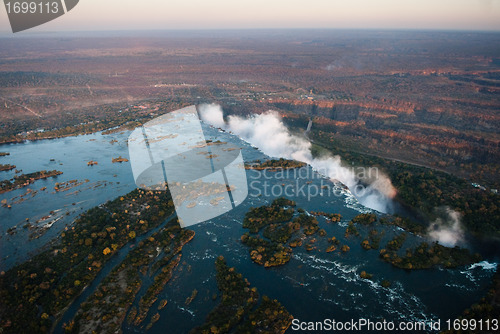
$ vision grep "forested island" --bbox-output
[111,156,129,163]
[0,188,178,333]
[245,158,306,171]
[190,256,293,334]
[0,170,62,194]
[239,197,483,272]
[0,164,16,172]
[241,198,350,267]
[380,241,482,270]
[69,218,195,333]
[347,213,482,270]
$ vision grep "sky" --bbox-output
[1,0,500,33]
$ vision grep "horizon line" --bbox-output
[1,26,500,37]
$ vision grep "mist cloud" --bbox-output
[198,104,397,213]
[428,207,464,247]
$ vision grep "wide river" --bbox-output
[0,124,497,333]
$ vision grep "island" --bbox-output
[241,197,347,267]
[310,211,342,222]
[111,156,129,163]
[380,242,482,270]
[190,256,293,334]
[245,158,306,171]
[364,229,382,250]
[0,164,16,172]
[70,218,195,333]
[341,214,481,270]
[0,188,178,333]
[0,170,62,194]
[54,179,89,192]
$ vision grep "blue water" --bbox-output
[0,131,136,269]
[0,126,497,334]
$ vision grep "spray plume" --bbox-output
[428,207,465,247]
[198,104,397,213]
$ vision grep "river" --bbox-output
[0,124,497,334]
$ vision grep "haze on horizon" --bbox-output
[0,0,499,34]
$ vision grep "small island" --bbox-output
[242,198,295,233]
[241,234,293,267]
[311,211,342,222]
[190,256,293,334]
[241,197,346,267]
[112,156,129,163]
[359,270,374,280]
[380,216,426,235]
[380,242,481,270]
[361,229,381,250]
[0,164,16,172]
[345,221,360,237]
[351,213,377,225]
[54,179,89,192]
[73,218,195,333]
[0,170,62,194]
[245,158,306,171]
[344,214,480,270]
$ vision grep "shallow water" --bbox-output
[0,131,136,269]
